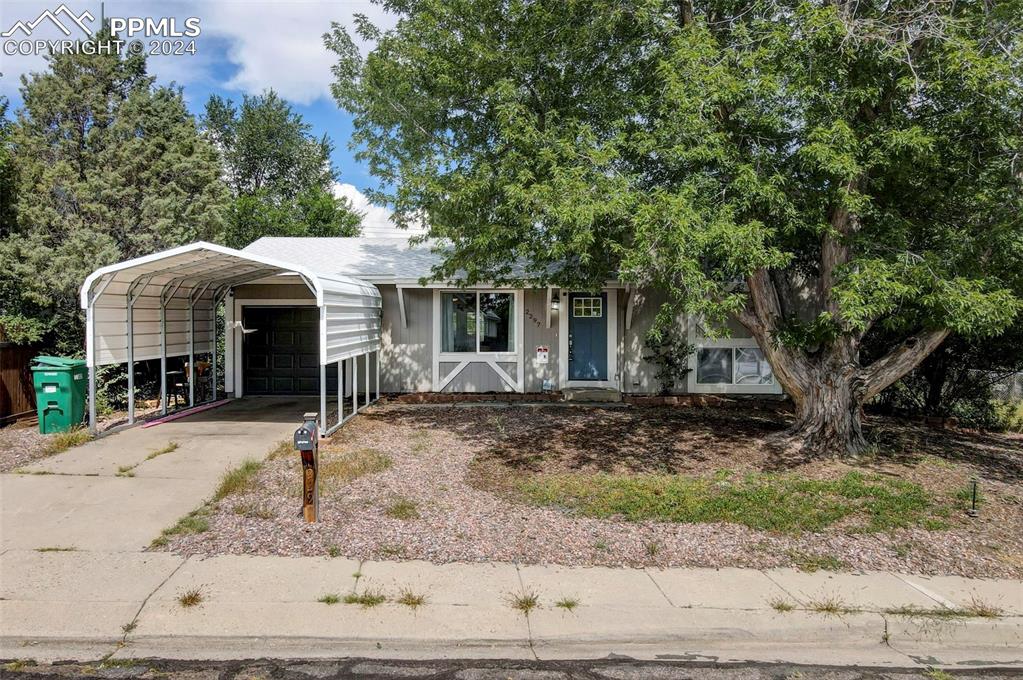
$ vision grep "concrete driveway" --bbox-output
[0,397,316,552]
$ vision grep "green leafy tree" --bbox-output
[0,30,228,353]
[327,0,1023,455]
[202,91,361,248]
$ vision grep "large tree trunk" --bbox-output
[788,377,867,457]
[739,270,950,457]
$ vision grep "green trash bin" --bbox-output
[31,356,88,434]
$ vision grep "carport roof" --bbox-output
[80,241,376,308]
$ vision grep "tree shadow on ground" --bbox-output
[371,403,1023,484]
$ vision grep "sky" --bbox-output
[0,0,414,234]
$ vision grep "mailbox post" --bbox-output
[294,412,319,523]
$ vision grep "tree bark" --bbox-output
[740,268,951,456]
[787,371,867,457]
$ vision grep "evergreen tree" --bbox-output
[0,30,228,353]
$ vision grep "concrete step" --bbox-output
[562,387,622,402]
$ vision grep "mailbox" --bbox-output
[294,412,319,523]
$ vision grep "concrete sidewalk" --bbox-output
[1,551,1020,667]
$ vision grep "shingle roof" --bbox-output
[242,236,444,281]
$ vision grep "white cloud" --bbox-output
[1,0,397,104]
[195,0,397,104]
[334,182,425,238]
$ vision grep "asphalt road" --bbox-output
[3,658,1023,680]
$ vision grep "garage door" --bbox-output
[242,307,321,395]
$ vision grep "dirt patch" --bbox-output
[160,404,1023,577]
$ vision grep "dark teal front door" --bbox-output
[568,293,608,380]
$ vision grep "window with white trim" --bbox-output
[696,347,773,385]
[441,292,515,353]
[572,297,602,317]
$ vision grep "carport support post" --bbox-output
[337,358,343,426]
[87,305,97,435]
[364,353,370,408]
[319,364,327,434]
[159,298,167,415]
[188,295,195,407]
[352,355,358,414]
[126,291,135,425]
[375,350,380,401]
[211,299,218,402]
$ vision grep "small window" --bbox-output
[696,348,733,384]
[572,297,602,318]
[734,348,773,385]
[696,347,774,385]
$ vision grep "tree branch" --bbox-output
[860,328,951,400]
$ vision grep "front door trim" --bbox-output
[558,288,618,390]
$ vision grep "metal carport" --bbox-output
[80,242,381,436]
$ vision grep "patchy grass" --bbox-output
[379,544,407,558]
[924,669,955,680]
[231,501,275,520]
[769,597,795,613]
[317,593,341,605]
[34,546,77,552]
[554,596,580,612]
[151,506,212,547]
[213,459,264,501]
[327,545,343,558]
[789,551,848,573]
[396,587,428,611]
[343,590,387,608]
[45,427,92,454]
[385,497,420,520]
[116,464,136,477]
[518,470,941,534]
[508,590,541,615]
[885,599,1003,620]
[267,440,294,460]
[177,587,204,608]
[806,594,857,616]
[319,447,392,495]
[3,660,36,672]
[409,430,432,454]
[146,441,179,460]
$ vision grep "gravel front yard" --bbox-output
[162,404,1023,578]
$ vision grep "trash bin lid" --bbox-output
[33,355,87,368]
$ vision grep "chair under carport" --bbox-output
[80,242,382,436]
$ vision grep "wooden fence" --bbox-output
[1,342,36,425]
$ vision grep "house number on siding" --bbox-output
[525,308,543,328]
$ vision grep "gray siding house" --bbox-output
[226,237,780,398]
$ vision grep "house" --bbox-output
[233,236,780,398]
[80,237,779,436]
